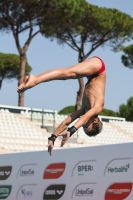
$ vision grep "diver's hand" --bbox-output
[47,140,54,156]
[58,131,70,147]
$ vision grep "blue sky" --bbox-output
[0,0,133,112]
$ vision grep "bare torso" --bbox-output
[82,71,106,113]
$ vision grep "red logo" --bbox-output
[105,183,132,200]
[43,163,66,179]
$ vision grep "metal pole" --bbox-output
[53,110,56,133]
[31,108,33,121]
[41,108,44,128]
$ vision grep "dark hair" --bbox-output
[83,118,103,137]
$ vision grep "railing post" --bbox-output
[31,108,33,121]
[77,130,79,138]
[53,110,56,133]
[41,108,44,128]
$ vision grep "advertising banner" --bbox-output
[0,142,133,199]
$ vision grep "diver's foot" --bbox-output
[17,75,37,93]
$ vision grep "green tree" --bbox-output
[100,108,119,117]
[121,44,133,68]
[43,2,133,110]
[0,53,31,90]
[119,97,133,121]
[58,105,75,114]
[0,0,86,107]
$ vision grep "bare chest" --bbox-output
[82,76,105,111]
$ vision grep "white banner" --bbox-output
[0,142,133,200]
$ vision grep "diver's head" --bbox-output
[82,116,103,137]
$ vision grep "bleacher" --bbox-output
[110,120,133,136]
[0,105,133,154]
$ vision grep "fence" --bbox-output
[0,142,133,199]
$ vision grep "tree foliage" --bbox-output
[0,52,32,90]
[121,44,133,69]
[119,97,133,121]
[100,108,119,117]
[58,105,75,114]
[47,3,133,59]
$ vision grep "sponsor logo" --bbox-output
[105,183,132,200]
[0,166,12,180]
[16,184,36,199]
[44,163,66,179]
[71,183,96,199]
[108,164,130,173]
[21,189,33,198]
[104,158,131,176]
[78,165,93,176]
[0,185,12,199]
[75,187,93,196]
[20,169,34,176]
[71,160,96,177]
[43,184,66,199]
[17,164,37,178]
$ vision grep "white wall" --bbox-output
[0,142,133,200]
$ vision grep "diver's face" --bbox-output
[83,117,99,132]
